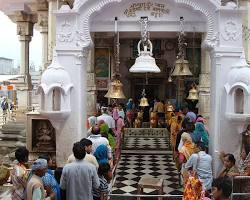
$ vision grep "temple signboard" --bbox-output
[124,2,170,18]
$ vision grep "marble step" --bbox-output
[0,141,26,148]
[0,133,26,141]
[1,122,25,135]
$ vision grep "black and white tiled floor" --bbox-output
[123,137,170,151]
[112,154,182,195]
[112,129,182,197]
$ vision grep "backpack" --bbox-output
[1,101,8,110]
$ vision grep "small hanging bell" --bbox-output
[105,79,126,99]
[187,87,199,101]
[139,89,149,107]
[139,97,149,107]
[172,58,193,76]
[168,76,172,82]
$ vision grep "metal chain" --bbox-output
[114,18,120,77]
[139,17,149,46]
[177,17,186,60]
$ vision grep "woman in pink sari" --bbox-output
[114,113,125,162]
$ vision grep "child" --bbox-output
[93,163,111,200]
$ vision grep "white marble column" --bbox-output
[199,34,211,119]
[48,0,57,63]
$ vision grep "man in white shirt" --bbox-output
[67,138,99,169]
[184,142,213,191]
[60,142,100,200]
[97,107,115,129]
[87,126,112,159]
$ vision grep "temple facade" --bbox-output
[1,0,250,174]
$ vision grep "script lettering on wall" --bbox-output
[124,2,170,18]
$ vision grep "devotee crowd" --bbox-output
[0,98,249,200]
[4,104,125,200]
[167,105,250,199]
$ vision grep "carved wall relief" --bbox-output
[32,119,56,152]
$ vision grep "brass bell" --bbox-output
[105,79,126,99]
[139,97,149,107]
[172,58,193,76]
[139,89,149,107]
[187,87,199,101]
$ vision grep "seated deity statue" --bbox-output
[134,111,143,128]
[241,124,250,151]
[150,112,157,128]
[35,121,55,151]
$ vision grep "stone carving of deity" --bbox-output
[241,124,250,151]
[35,120,56,151]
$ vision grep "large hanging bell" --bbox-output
[172,58,193,76]
[139,97,149,107]
[105,79,126,99]
[186,87,199,101]
[129,40,161,73]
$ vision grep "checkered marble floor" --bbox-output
[123,137,170,151]
[112,153,183,196]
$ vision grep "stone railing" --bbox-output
[124,128,169,138]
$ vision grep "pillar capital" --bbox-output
[9,11,37,37]
[37,12,48,32]
[36,0,49,11]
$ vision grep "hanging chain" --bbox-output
[142,89,146,97]
[139,17,149,46]
[177,17,186,60]
[114,18,120,77]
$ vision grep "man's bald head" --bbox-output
[91,125,100,135]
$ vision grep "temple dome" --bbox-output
[39,54,73,94]
[227,56,250,86]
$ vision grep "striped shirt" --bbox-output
[93,175,109,199]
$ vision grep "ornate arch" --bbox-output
[74,0,220,49]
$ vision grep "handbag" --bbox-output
[0,164,10,185]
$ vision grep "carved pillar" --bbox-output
[37,0,49,70]
[86,44,97,117]
[199,34,211,119]
[19,35,31,77]
[8,11,37,110]
[242,1,250,64]
[14,12,36,79]
[48,0,57,63]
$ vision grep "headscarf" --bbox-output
[180,132,196,160]
[193,122,209,147]
[118,110,125,119]
[31,159,47,171]
[126,99,133,111]
[239,152,250,175]
[100,123,109,135]
[88,116,97,127]
[100,123,116,150]
[94,144,108,165]
[186,112,196,123]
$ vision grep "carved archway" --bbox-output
[74,0,220,50]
